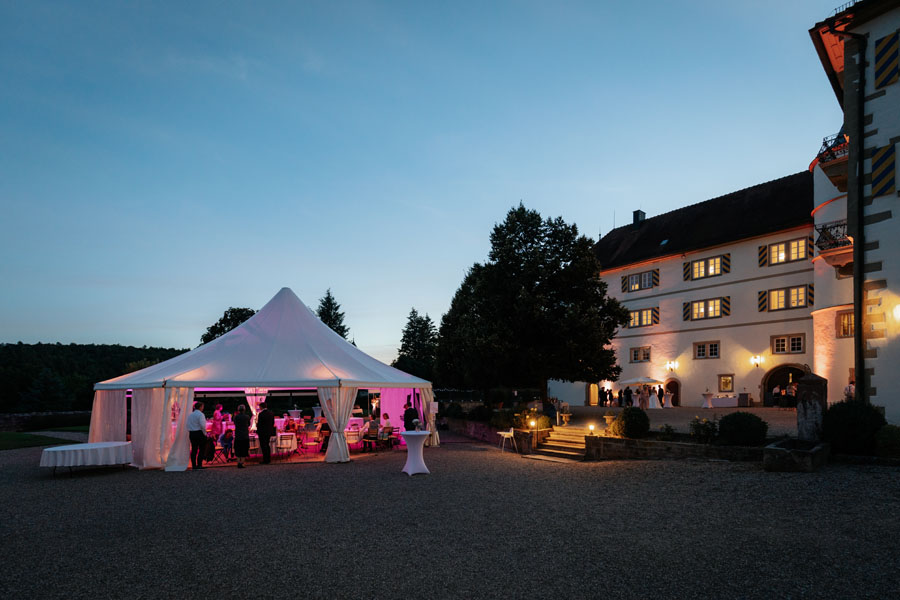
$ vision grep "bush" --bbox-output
[514,410,551,430]
[20,412,92,432]
[608,407,650,439]
[489,410,515,430]
[822,401,886,455]
[717,411,769,446]
[441,402,464,419]
[876,424,900,457]
[689,415,718,444]
[466,404,493,422]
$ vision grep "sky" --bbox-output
[0,0,845,363]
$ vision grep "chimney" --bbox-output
[633,210,645,226]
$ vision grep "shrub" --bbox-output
[441,402,464,419]
[489,410,515,430]
[657,424,676,441]
[514,409,551,430]
[822,401,886,455]
[466,404,494,422]
[876,424,900,457]
[608,407,650,439]
[689,415,718,444]
[717,411,769,446]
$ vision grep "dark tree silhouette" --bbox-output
[200,307,257,345]
[316,289,349,339]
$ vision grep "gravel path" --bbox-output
[2,440,899,599]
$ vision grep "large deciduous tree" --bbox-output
[200,307,257,345]
[316,289,350,339]
[392,308,438,380]
[436,203,629,394]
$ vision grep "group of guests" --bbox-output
[186,400,424,469]
[599,385,668,409]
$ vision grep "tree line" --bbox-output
[6,204,627,412]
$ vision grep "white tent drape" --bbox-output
[319,386,357,463]
[420,387,439,447]
[88,389,127,443]
[244,387,268,430]
[163,387,193,471]
[131,388,166,469]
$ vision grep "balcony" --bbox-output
[814,132,849,192]
[815,218,853,270]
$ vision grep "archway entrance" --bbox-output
[665,379,681,407]
[761,364,806,406]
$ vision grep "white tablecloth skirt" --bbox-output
[40,442,132,468]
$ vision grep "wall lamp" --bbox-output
[750,355,763,368]
[665,360,679,372]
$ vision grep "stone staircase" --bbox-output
[533,425,588,461]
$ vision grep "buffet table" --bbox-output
[702,395,739,408]
[40,441,132,472]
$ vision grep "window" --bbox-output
[629,308,655,328]
[630,346,651,363]
[628,270,655,292]
[772,334,805,354]
[694,341,720,359]
[691,298,721,320]
[837,311,854,338]
[718,374,734,393]
[769,286,807,311]
[768,238,807,265]
[691,256,722,280]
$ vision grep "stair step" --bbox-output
[540,441,586,451]
[533,448,584,461]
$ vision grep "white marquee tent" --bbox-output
[89,287,435,470]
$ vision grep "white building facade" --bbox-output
[591,173,816,408]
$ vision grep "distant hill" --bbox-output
[0,342,188,413]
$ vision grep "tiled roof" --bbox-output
[594,171,813,271]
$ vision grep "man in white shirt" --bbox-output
[187,401,208,470]
[844,380,855,402]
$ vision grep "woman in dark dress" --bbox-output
[233,404,251,469]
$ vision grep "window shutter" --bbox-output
[652,268,660,287]
[621,276,628,293]
[651,307,659,325]
[808,284,815,307]
[758,245,768,267]
[722,296,730,316]
[874,32,899,89]
[872,144,896,198]
[683,302,691,321]
[722,253,731,274]
[758,290,768,312]
[683,262,691,281]
[807,236,814,259]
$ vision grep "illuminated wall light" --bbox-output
[665,360,679,372]
[750,355,763,368]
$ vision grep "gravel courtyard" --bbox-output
[3,437,899,599]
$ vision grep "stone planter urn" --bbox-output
[603,415,616,426]
[560,413,572,426]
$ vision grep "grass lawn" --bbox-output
[0,432,70,451]
[46,425,90,433]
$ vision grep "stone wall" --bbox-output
[584,435,763,462]
[0,411,92,432]
[444,417,548,453]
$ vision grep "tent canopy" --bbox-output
[95,287,431,391]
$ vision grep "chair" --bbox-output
[212,443,229,464]
[378,426,395,451]
[300,426,321,455]
[497,428,517,453]
[362,426,379,452]
[275,433,295,461]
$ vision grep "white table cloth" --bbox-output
[701,393,715,409]
[663,393,674,408]
[711,396,739,408]
[250,433,296,454]
[40,442,132,468]
[400,431,430,476]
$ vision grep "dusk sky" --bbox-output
[1,1,844,363]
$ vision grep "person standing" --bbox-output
[210,403,225,439]
[233,404,251,469]
[657,386,665,405]
[403,401,418,432]
[187,401,207,470]
[256,401,276,464]
[844,380,855,402]
[623,387,633,407]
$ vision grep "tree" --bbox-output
[17,367,70,412]
[392,308,438,380]
[316,289,350,339]
[436,203,629,394]
[200,307,257,345]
